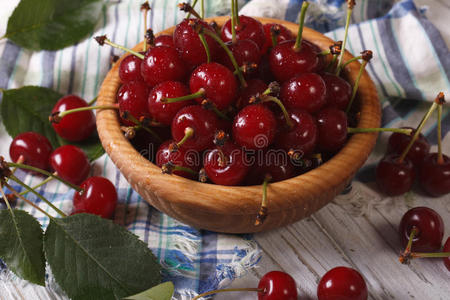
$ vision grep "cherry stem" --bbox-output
[231,0,237,43]
[348,127,412,135]
[255,175,271,226]
[405,227,417,255]
[271,29,278,47]
[326,54,338,72]
[318,49,331,56]
[233,0,241,27]
[203,28,247,87]
[8,174,67,217]
[1,183,54,219]
[201,0,205,19]
[141,1,151,52]
[437,102,444,164]
[7,162,82,192]
[412,252,450,259]
[336,0,355,75]
[262,96,294,129]
[87,96,98,106]
[345,60,367,114]
[99,37,145,60]
[176,127,194,148]
[341,55,362,69]
[121,112,162,143]
[163,88,205,103]
[10,155,25,175]
[186,0,199,19]
[293,1,309,52]
[398,93,443,163]
[56,104,118,119]
[162,162,198,176]
[193,287,262,300]
[198,32,211,63]
[19,174,55,196]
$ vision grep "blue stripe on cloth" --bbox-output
[67,44,78,94]
[41,52,56,88]
[198,231,218,294]
[285,0,303,22]
[0,41,21,91]
[367,0,393,19]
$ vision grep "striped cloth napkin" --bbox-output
[0,0,448,299]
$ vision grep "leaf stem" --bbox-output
[8,175,66,217]
[293,1,309,52]
[2,182,54,219]
[7,163,82,192]
[348,127,412,135]
[19,175,55,196]
[193,287,262,300]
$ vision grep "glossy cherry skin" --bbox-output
[117,80,150,126]
[119,54,144,83]
[156,140,201,179]
[280,73,326,113]
[275,109,317,157]
[204,142,249,186]
[9,132,53,171]
[51,95,96,142]
[233,104,277,150]
[317,267,368,300]
[257,271,297,300]
[418,153,450,197]
[269,40,320,82]
[171,105,219,151]
[321,73,352,110]
[316,108,348,153]
[148,81,193,125]
[387,127,430,166]
[173,19,219,68]
[236,78,268,109]
[189,62,238,110]
[375,154,415,196]
[49,145,90,185]
[261,23,293,54]
[443,237,450,271]
[399,206,444,252]
[221,15,266,50]
[154,35,174,48]
[141,46,187,87]
[219,39,261,71]
[72,176,117,219]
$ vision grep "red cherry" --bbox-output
[257,271,297,300]
[246,149,295,185]
[256,54,276,84]
[418,153,450,197]
[9,132,53,171]
[49,145,90,185]
[232,104,277,150]
[148,81,193,125]
[156,140,201,179]
[387,127,430,166]
[171,105,219,151]
[173,19,219,68]
[131,127,171,163]
[204,142,249,186]
[269,40,320,82]
[236,78,268,109]
[321,72,352,110]
[51,95,96,141]
[189,62,238,110]
[280,73,326,113]
[221,15,266,50]
[154,35,174,48]
[399,206,444,252]
[275,109,317,157]
[118,54,144,83]
[375,154,415,196]
[117,81,150,126]
[261,23,293,54]
[316,108,348,153]
[317,266,368,300]
[443,238,450,271]
[73,176,117,219]
[140,46,187,87]
[219,39,261,71]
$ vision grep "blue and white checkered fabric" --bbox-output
[0,0,448,299]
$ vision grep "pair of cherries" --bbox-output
[8,131,117,219]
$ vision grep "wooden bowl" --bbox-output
[97,17,380,233]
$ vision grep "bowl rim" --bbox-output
[96,16,380,228]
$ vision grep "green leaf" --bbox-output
[124,282,174,300]
[44,214,162,300]
[1,86,63,148]
[0,209,45,285]
[1,86,104,161]
[5,0,104,50]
